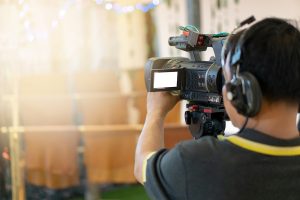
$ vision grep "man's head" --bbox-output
[222,17,300,128]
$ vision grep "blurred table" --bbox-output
[81,124,192,184]
[23,126,80,189]
[3,124,192,187]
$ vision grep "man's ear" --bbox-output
[223,51,233,82]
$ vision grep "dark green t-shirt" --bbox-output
[144,129,300,200]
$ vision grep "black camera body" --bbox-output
[145,58,223,105]
[144,28,228,138]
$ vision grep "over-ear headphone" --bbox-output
[223,19,262,117]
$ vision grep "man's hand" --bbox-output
[146,92,180,119]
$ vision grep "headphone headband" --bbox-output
[223,16,262,117]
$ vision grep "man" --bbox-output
[134,17,300,200]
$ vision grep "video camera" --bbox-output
[144,26,228,138]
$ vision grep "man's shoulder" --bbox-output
[175,135,231,162]
[178,135,229,151]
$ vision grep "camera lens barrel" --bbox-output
[205,63,223,94]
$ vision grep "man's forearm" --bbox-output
[134,113,165,183]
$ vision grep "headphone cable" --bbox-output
[238,117,249,134]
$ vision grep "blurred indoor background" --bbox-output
[0,0,299,199]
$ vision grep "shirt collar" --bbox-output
[236,128,300,147]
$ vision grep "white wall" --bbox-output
[117,11,148,69]
[200,0,300,33]
[152,0,188,58]
[200,0,300,61]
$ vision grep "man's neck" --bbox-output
[247,101,299,139]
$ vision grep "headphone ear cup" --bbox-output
[239,72,262,117]
[225,82,237,101]
[225,79,248,114]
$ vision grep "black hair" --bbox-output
[224,18,300,103]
